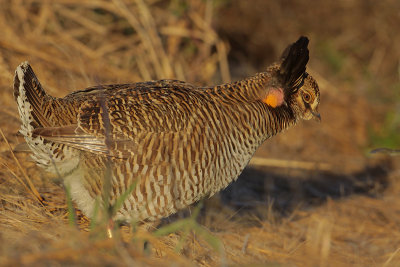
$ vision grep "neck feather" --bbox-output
[203,72,271,103]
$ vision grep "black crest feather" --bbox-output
[280,36,309,94]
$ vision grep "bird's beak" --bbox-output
[311,110,321,122]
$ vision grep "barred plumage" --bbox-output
[13,37,320,222]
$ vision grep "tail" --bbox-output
[14,62,79,171]
[14,62,51,136]
[279,36,309,95]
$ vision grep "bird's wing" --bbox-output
[65,79,196,99]
[33,85,207,164]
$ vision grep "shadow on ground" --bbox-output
[215,162,390,220]
[160,162,390,227]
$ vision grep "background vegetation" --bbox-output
[0,0,400,266]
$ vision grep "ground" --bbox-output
[1,1,400,266]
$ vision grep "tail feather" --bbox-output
[14,61,51,132]
[13,62,80,172]
[279,36,309,95]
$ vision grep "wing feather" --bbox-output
[32,87,201,164]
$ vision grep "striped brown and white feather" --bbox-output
[13,37,320,222]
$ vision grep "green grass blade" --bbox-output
[49,152,77,227]
[64,183,77,226]
[112,180,138,217]
[90,197,101,231]
[153,219,191,237]
[192,224,222,252]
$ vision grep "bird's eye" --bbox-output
[302,92,311,103]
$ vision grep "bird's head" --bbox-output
[289,73,320,121]
[262,36,321,121]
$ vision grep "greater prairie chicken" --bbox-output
[14,37,320,222]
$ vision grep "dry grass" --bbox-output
[1,0,400,266]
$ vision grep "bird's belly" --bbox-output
[67,144,256,222]
[115,152,252,221]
